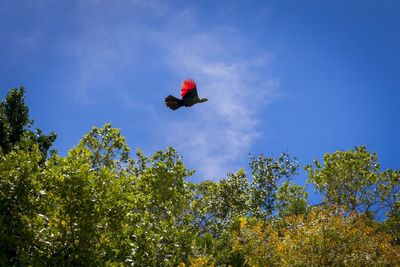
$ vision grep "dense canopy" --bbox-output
[1,87,399,266]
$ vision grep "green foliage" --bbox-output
[25,128,57,160]
[192,169,251,236]
[0,87,30,153]
[0,144,43,265]
[276,181,309,218]
[1,124,399,266]
[82,123,130,170]
[1,87,399,266]
[249,152,299,218]
[306,146,400,246]
[378,169,400,244]
[191,153,302,237]
[306,146,381,212]
[0,87,56,158]
[231,209,400,266]
[125,147,195,265]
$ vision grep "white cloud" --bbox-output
[53,1,280,180]
[157,28,280,180]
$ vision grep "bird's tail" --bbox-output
[165,95,184,110]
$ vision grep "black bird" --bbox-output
[165,79,208,110]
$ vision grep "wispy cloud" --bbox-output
[53,1,281,180]
[61,21,138,104]
[154,18,281,179]
[57,0,167,104]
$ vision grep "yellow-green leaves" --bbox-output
[1,123,399,266]
[306,146,381,212]
[231,208,400,266]
[82,123,130,170]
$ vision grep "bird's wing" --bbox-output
[181,79,198,99]
[182,87,199,101]
[165,95,183,110]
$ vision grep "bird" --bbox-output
[165,79,208,110]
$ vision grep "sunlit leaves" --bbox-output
[306,146,381,212]
[276,181,309,218]
[249,152,299,218]
[0,145,43,265]
[1,119,399,266]
[378,169,400,244]
[82,123,130,170]
[231,208,400,266]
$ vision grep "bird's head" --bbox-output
[200,98,208,103]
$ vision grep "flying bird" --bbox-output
[165,79,208,110]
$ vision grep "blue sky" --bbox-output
[1,1,399,195]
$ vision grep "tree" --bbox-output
[0,87,30,153]
[249,152,299,218]
[276,181,309,218]
[192,169,251,236]
[120,146,197,265]
[230,208,400,266]
[0,87,56,158]
[378,169,400,244]
[305,146,380,214]
[38,125,134,265]
[0,144,44,265]
[2,85,398,265]
[82,123,129,171]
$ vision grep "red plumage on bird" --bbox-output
[165,79,208,110]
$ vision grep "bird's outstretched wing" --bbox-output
[165,95,183,110]
[181,79,198,100]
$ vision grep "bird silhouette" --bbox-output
[165,79,208,110]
